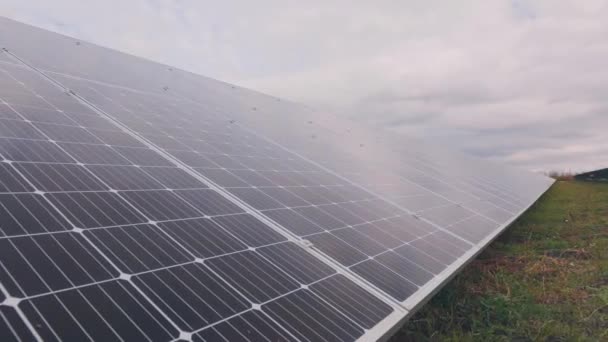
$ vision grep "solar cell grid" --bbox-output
[0,93,51,109]
[0,163,33,192]
[354,223,404,249]
[15,163,108,192]
[248,126,527,231]
[394,245,446,275]
[444,214,499,244]
[351,259,419,301]
[33,121,105,144]
[0,52,397,341]
[0,193,71,236]
[132,263,250,331]
[0,118,46,140]
[46,191,148,228]
[20,280,180,342]
[0,306,36,342]
[205,251,301,303]
[158,218,248,259]
[0,232,117,297]
[263,289,365,341]
[10,65,484,310]
[141,166,208,190]
[16,101,81,123]
[173,189,246,216]
[0,18,554,341]
[310,274,393,329]
[211,214,287,247]
[192,309,296,342]
[112,146,175,166]
[85,165,165,190]
[0,137,76,163]
[84,223,194,274]
[47,82,458,292]
[57,142,130,165]
[226,187,284,210]
[62,111,127,131]
[0,103,20,119]
[258,186,310,207]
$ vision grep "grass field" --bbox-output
[391,181,608,341]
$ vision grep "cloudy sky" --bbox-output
[2,1,607,172]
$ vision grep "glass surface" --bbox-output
[0,16,553,341]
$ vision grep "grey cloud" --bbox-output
[3,0,607,173]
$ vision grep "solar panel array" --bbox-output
[0,17,553,341]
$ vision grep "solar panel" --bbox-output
[0,16,553,341]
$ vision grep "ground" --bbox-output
[391,181,608,341]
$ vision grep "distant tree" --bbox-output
[545,170,575,181]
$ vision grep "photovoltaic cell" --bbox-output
[46,191,148,228]
[85,165,164,190]
[205,251,300,303]
[0,137,75,163]
[57,142,129,165]
[0,193,71,236]
[84,224,193,273]
[226,187,284,210]
[0,103,20,119]
[0,232,117,296]
[310,274,393,329]
[262,208,325,236]
[0,17,554,341]
[0,118,46,140]
[393,244,446,275]
[192,310,296,342]
[20,280,180,341]
[263,289,364,341]
[211,213,287,247]
[0,306,36,342]
[112,146,174,167]
[0,163,33,192]
[158,218,247,258]
[140,166,206,190]
[257,242,335,284]
[15,163,108,192]
[120,190,203,221]
[173,189,246,216]
[352,260,418,301]
[132,263,250,331]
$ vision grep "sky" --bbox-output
[2,0,607,172]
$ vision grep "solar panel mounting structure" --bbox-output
[0,17,554,342]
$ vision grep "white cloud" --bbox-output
[2,0,607,172]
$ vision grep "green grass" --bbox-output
[391,181,608,341]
